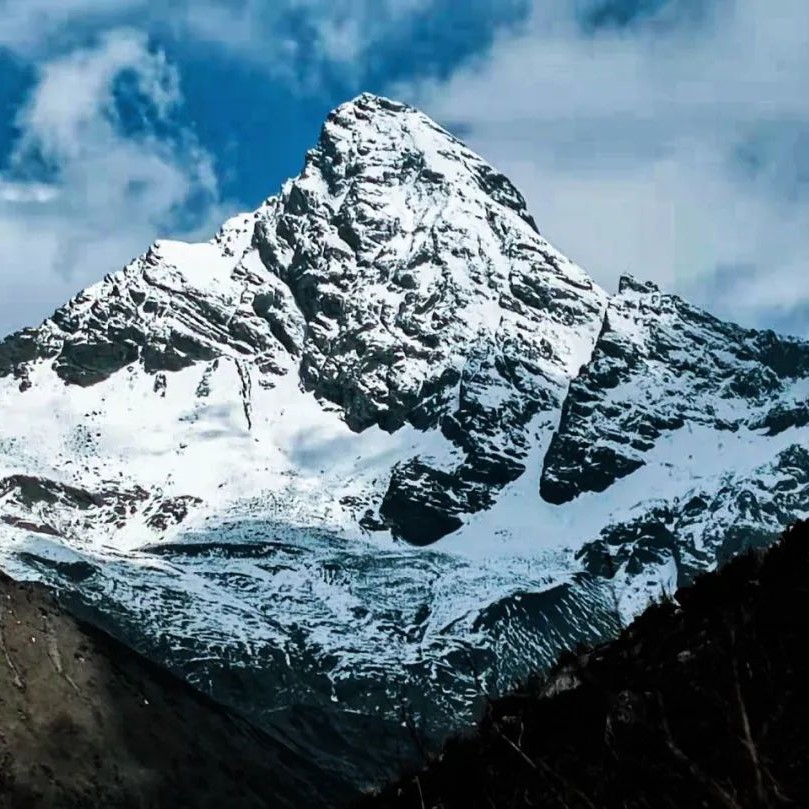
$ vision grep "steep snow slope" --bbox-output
[0,93,807,788]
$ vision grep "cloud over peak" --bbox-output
[404,0,809,334]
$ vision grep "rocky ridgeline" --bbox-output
[579,444,809,620]
[541,275,809,504]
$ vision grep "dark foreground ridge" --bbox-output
[0,573,351,809]
[359,521,809,809]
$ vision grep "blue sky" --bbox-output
[0,0,807,336]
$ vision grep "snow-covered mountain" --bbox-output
[1,93,807,787]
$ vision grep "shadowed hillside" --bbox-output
[0,572,352,809]
[360,521,809,809]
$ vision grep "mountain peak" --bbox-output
[1,90,607,542]
[307,92,539,233]
[344,91,411,112]
[250,93,607,539]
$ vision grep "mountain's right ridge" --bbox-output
[542,272,809,505]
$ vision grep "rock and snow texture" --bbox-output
[541,274,809,504]
[0,93,808,779]
[538,274,809,619]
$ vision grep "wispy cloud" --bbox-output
[404,0,809,334]
[0,28,227,332]
[0,0,442,86]
[0,0,147,52]
[178,0,432,64]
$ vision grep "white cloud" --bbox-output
[0,0,434,82]
[0,180,57,203]
[169,0,435,86]
[404,0,809,334]
[0,29,228,333]
[0,0,147,52]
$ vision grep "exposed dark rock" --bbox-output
[541,274,809,503]
[379,460,466,545]
[0,475,105,510]
[0,329,59,380]
[0,475,185,541]
[145,496,204,532]
[753,401,809,435]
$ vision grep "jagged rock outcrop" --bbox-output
[540,275,809,504]
[0,221,298,390]
[578,443,809,619]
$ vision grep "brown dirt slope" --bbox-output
[360,521,809,809]
[0,572,348,809]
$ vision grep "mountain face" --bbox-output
[0,94,605,546]
[542,275,809,505]
[1,93,807,792]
